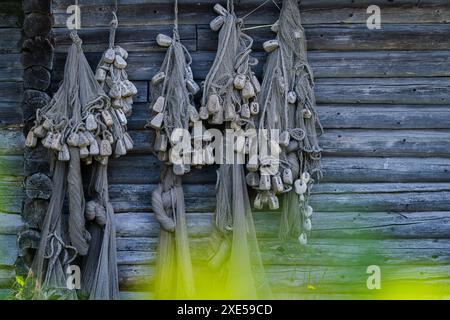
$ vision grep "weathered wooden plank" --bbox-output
[126,103,450,131]
[315,78,450,105]
[0,180,24,214]
[3,232,449,271]
[0,128,25,156]
[0,1,23,28]
[314,183,450,194]
[322,157,450,183]
[117,290,376,300]
[198,24,450,51]
[117,263,450,296]
[0,82,23,103]
[0,235,18,267]
[116,237,450,267]
[0,29,21,54]
[52,1,450,26]
[0,213,23,235]
[108,181,450,213]
[109,186,450,213]
[320,129,450,157]
[52,0,450,9]
[0,102,22,127]
[53,25,196,53]
[0,288,13,299]
[109,155,450,185]
[119,291,153,300]
[114,211,450,239]
[262,265,450,295]
[318,105,450,129]
[109,183,215,213]
[0,156,24,178]
[307,51,450,78]
[0,268,14,288]
[51,23,450,53]
[53,51,450,82]
[22,0,51,14]
[0,54,22,81]
[108,154,217,185]
[127,129,450,157]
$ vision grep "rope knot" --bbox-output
[70,31,83,48]
[110,11,119,29]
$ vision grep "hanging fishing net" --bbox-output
[25,31,106,299]
[252,0,323,244]
[81,13,136,300]
[201,1,272,299]
[26,14,136,298]
[147,0,200,299]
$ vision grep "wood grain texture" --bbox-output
[116,263,450,294]
[51,1,450,26]
[53,51,450,81]
[124,129,450,157]
[124,103,450,130]
[198,24,450,51]
[2,0,450,296]
[112,210,450,239]
[0,221,442,268]
[107,155,450,184]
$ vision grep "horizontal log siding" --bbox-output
[1,0,449,299]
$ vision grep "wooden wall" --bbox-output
[1,0,450,299]
[0,0,24,299]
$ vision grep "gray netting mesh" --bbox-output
[203,1,271,299]
[148,1,199,299]
[80,13,136,301]
[26,15,136,299]
[254,0,323,244]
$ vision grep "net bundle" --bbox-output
[26,31,107,299]
[147,0,199,299]
[80,13,136,300]
[252,0,323,244]
[148,22,205,174]
[26,16,136,298]
[204,1,271,299]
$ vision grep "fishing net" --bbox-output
[152,167,195,299]
[253,0,323,244]
[203,1,271,299]
[26,14,136,298]
[147,0,199,299]
[81,13,136,300]
[26,31,107,299]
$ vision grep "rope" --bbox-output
[109,11,118,48]
[241,0,272,20]
[227,0,234,13]
[174,0,179,34]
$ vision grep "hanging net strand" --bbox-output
[147,0,199,299]
[251,0,323,244]
[26,29,111,299]
[26,4,137,298]
[202,1,271,299]
[81,9,137,300]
